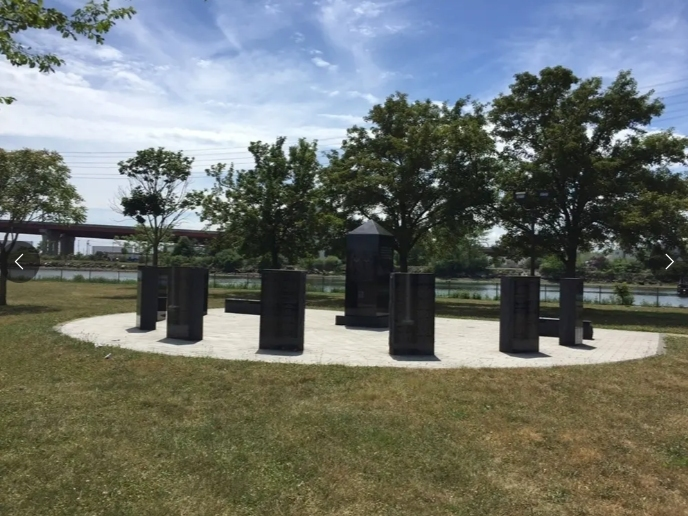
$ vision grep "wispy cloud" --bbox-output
[316,0,415,88]
[2,0,687,241]
[498,0,688,93]
[312,56,338,70]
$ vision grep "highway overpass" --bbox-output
[0,220,218,256]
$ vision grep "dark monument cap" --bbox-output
[348,220,393,236]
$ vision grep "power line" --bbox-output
[639,77,688,90]
[66,159,259,170]
[61,112,688,176]
[64,154,257,165]
[654,112,688,124]
[11,76,688,163]
[53,135,347,156]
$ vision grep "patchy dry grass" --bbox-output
[1,282,687,515]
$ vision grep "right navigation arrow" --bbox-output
[666,254,675,269]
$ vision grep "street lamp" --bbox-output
[513,190,550,276]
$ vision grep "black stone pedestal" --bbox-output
[389,273,435,355]
[259,270,307,351]
[334,314,389,327]
[335,220,395,328]
[203,268,209,315]
[499,276,540,353]
[136,266,159,330]
[157,267,170,322]
[166,267,205,341]
[560,278,584,346]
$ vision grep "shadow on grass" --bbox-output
[96,294,137,300]
[0,304,60,316]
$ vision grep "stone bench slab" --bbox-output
[225,298,261,315]
[539,317,593,340]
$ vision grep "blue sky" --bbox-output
[2,0,688,251]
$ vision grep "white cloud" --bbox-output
[0,1,394,216]
[4,0,688,245]
[318,113,364,124]
[498,0,688,92]
[311,56,338,70]
[347,90,379,103]
[316,0,414,88]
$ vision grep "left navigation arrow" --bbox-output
[3,244,40,283]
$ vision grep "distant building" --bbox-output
[92,245,140,260]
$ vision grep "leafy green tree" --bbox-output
[0,0,136,105]
[172,236,196,258]
[490,66,688,277]
[425,228,490,277]
[213,248,244,273]
[0,148,85,305]
[635,243,688,282]
[322,92,498,272]
[539,255,567,280]
[190,137,334,269]
[114,148,193,267]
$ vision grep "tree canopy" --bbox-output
[489,66,688,277]
[115,147,193,267]
[0,0,136,105]
[0,148,85,304]
[190,137,334,269]
[322,92,498,271]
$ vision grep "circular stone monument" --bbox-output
[56,309,663,369]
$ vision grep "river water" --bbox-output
[33,269,688,308]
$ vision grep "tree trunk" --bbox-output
[271,248,280,269]
[0,252,8,306]
[564,248,578,278]
[398,250,409,273]
[152,245,159,267]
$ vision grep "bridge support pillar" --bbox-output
[59,234,75,256]
[42,231,60,256]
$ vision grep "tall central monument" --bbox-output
[335,220,395,328]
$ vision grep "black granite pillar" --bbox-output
[157,267,170,321]
[136,266,159,330]
[389,273,435,355]
[499,276,540,353]
[259,269,307,351]
[559,278,584,346]
[166,267,205,341]
[203,268,209,315]
[335,220,395,328]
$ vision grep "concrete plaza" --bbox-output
[56,308,663,369]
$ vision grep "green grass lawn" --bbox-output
[1,282,688,515]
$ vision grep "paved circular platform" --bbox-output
[56,308,663,369]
